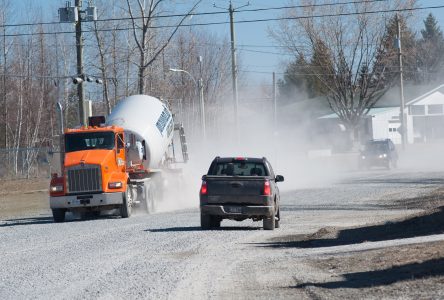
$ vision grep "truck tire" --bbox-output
[263,208,275,230]
[52,209,66,223]
[142,182,153,214]
[201,213,212,229]
[275,208,280,229]
[210,217,221,228]
[120,188,132,218]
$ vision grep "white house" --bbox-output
[318,85,444,145]
[406,85,444,143]
[319,107,413,145]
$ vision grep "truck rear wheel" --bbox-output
[52,209,66,223]
[211,217,221,228]
[120,188,132,218]
[201,213,212,229]
[263,208,275,230]
[275,208,280,229]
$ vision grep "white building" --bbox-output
[318,85,444,145]
[406,85,444,143]
[319,107,412,145]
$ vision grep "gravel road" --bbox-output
[1,168,443,299]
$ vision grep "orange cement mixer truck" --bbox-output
[49,95,188,222]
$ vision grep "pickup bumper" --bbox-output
[50,192,123,209]
[200,205,274,218]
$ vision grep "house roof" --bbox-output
[319,107,398,119]
[406,84,444,106]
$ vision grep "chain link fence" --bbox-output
[0,147,61,180]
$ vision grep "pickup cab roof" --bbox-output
[207,157,272,177]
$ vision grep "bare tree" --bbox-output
[165,30,231,137]
[126,0,202,94]
[270,0,416,141]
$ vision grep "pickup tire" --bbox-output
[52,209,66,223]
[211,217,221,228]
[275,208,280,229]
[120,188,132,218]
[201,213,212,229]
[263,208,275,230]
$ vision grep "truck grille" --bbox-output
[66,164,102,194]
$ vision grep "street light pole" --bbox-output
[169,68,206,140]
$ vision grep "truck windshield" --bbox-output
[365,142,388,153]
[65,132,115,152]
[210,162,268,176]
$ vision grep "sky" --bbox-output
[13,0,444,86]
[201,0,444,84]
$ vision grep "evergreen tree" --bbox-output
[417,13,444,83]
[278,54,311,101]
[374,14,418,85]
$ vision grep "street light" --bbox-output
[169,68,206,140]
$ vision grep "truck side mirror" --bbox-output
[275,175,284,182]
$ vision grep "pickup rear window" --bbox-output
[209,161,268,176]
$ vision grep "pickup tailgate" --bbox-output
[204,176,268,205]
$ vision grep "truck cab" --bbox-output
[49,125,130,222]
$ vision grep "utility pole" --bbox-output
[272,72,277,133]
[229,2,239,141]
[215,1,249,143]
[3,13,7,149]
[198,56,206,141]
[75,0,86,127]
[396,14,406,149]
[59,1,97,127]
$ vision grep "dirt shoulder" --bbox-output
[0,178,50,219]
[265,188,444,299]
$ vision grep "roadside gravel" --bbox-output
[1,169,443,299]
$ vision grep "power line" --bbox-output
[0,0,390,28]
[0,3,442,38]
[235,0,389,13]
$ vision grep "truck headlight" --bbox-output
[361,155,366,160]
[50,185,64,192]
[108,181,123,189]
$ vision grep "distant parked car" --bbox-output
[199,157,284,230]
[359,139,398,170]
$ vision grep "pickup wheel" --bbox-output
[275,208,280,229]
[52,209,66,223]
[120,188,132,218]
[201,213,212,229]
[211,217,221,228]
[263,208,275,230]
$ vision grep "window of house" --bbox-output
[409,105,425,115]
[427,104,443,115]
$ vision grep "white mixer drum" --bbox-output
[106,95,174,169]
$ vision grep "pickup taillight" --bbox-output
[200,181,208,195]
[263,180,271,196]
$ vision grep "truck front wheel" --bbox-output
[120,188,132,218]
[52,209,66,223]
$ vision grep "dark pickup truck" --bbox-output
[199,157,284,230]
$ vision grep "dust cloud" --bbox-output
[156,88,357,213]
[157,82,444,213]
